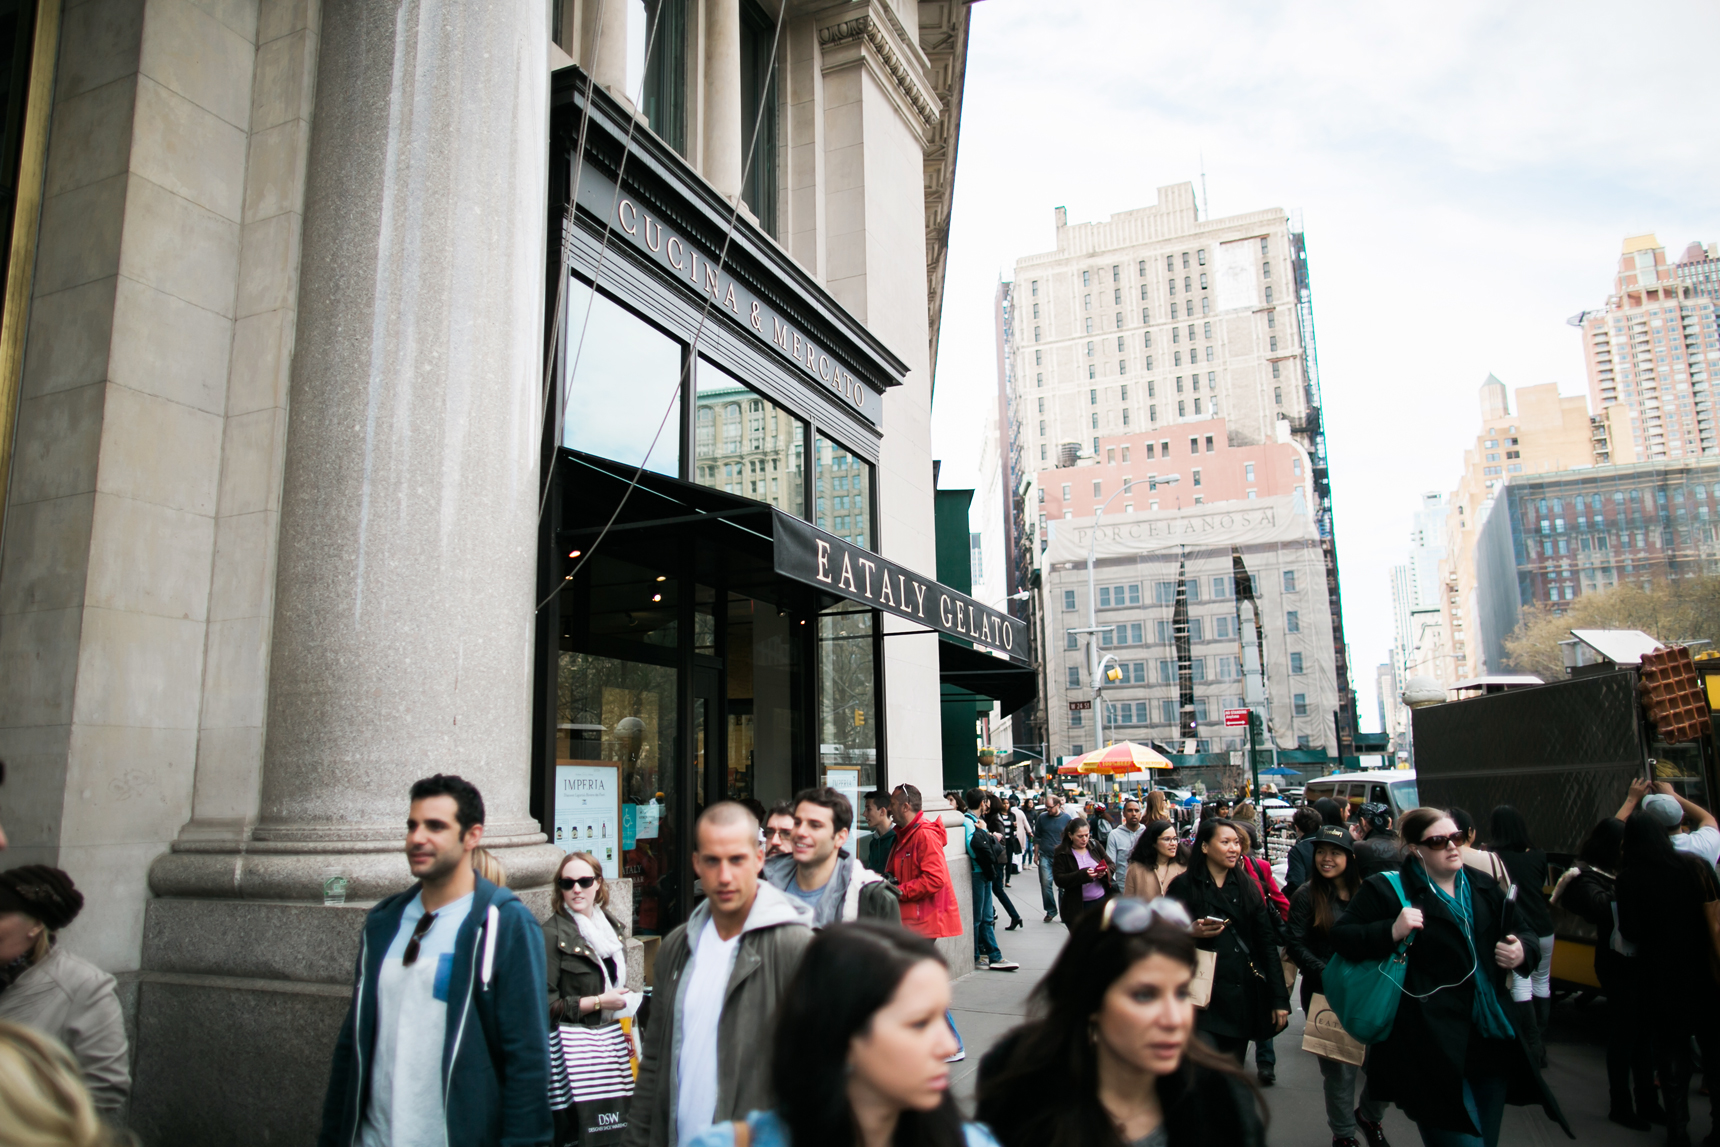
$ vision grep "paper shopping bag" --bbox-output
[1302,992,1367,1067]
[1190,948,1216,1008]
[558,1023,635,1146]
[1281,953,1300,991]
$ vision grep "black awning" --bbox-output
[560,449,1030,665]
[938,637,1038,714]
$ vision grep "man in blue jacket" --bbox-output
[320,774,551,1147]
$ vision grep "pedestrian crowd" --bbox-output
[0,773,1715,1147]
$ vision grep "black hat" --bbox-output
[0,865,84,930]
[1312,825,1354,853]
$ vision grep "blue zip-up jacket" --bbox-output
[318,874,553,1147]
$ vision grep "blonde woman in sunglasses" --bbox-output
[546,851,640,1027]
[1328,809,1571,1147]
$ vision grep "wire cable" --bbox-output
[537,4,789,614]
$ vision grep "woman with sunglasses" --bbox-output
[976,897,1266,1147]
[546,851,640,1026]
[689,922,998,1147]
[1329,809,1569,1147]
[1285,825,1387,1147]
[1165,819,1289,1064]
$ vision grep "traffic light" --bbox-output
[1105,665,1122,683]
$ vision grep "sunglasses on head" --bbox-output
[1418,832,1464,851]
[558,875,599,891]
[1101,897,1192,934]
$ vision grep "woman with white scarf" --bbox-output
[545,852,641,1025]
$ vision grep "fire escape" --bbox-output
[1288,227,1357,759]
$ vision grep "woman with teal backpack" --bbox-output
[1328,808,1570,1147]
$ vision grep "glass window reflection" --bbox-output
[813,434,873,548]
[690,359,806,516]
[818,607,878,791]
[563,278,683,477]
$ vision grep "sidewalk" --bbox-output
[949,899,1688,1145]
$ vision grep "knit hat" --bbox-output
[0,866,84,930]
[1641,793,1685,830]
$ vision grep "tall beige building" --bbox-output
[1004,184,1357,754]
[1576,234,1720,460]
[1434,377,1614,678]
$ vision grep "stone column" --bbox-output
[584,0,630,100]
[702,0,743,200]
[151,0,560,902]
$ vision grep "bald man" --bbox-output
[627,802,814,1147]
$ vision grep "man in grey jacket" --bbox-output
[762,786,900,927]
[1105,797,1146,893]
[627,802,814,1147]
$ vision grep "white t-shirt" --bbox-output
[674,918,741,1147]
[361,890,475,1147]
[1672,824,1720,867]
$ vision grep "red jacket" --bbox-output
[886,812,962,939]
[1243,854,1290,922]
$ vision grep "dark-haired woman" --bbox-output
[1286,826,1387,1147]
[1053,818,1114,933]
[981,793,1025,929]
[1125,820,1188,901]
[689,922,999,1147]
[1560,817,1659,1130]
[1617,809,1719,1147]
[1330,808,1569,1147]
[1485,806,1553,1066]
[1165,819,1290,1064]
[977,898,1267,1147]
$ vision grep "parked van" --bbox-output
[1301,770,1419,821]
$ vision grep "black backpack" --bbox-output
[966,815,1005,877]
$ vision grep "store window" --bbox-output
[815,434,874,548]
[563,278,683,477]
[819,607,880,794]
[692,360,805,514]
[740,0,779,236]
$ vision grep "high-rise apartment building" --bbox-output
[1435,377,1608,678]
[1576,235,1720,460]
[1001,185,1356,753]
[1387,492,1448,713]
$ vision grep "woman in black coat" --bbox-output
[1486,805,1554,1066]
[1559,817,1659,1130]
[1616,808,1720,1147]
[977,898,1266,1147]
[1329,808,1570,1146]
[1052,817,1114,932]
[1165,818,1289,1062]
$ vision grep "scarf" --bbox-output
[1424,866,1516,1040]
[568,905,624,991]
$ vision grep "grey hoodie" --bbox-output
[761,849,900,928]
[626,881,814,1147]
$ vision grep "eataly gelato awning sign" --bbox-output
[772,510,1028,664]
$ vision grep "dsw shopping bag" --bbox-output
[1189,948,1217,1008]
[1302,992,1367,1067]
[554,1023,635,1147]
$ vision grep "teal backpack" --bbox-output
[1322,872,1415,1044]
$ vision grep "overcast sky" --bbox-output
[929,0,1720,733]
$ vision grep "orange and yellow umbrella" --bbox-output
[1067,741,1176,775]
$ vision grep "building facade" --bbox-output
[1002,188,1355,756]
[1576,234,1720,461]
[0,2,992,1142]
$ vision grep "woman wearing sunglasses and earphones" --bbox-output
[546,851,642,1026]
[976,897,1267,1147]
[1329,809,1570,1147]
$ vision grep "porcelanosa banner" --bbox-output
[772,509,1029,663]
[1044,495,1315,564]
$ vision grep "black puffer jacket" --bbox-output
[1284,882,1352,1013]
[1495,849,1554,937]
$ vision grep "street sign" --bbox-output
[1069,700,1092,711]
[1223,708,1250,727]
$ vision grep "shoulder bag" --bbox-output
[1321,872,1415,1044]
